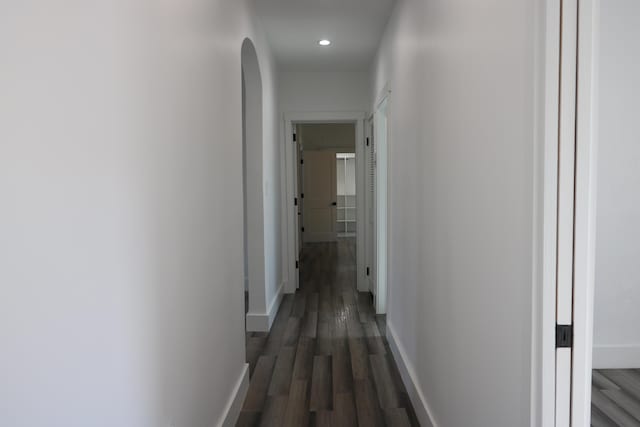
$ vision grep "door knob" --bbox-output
[331,202,337,206]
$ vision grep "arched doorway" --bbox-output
[241,38,267,332]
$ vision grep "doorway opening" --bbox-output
[296,123,356,245]
[241,38,267,334]
[282,113,367,295]
[282,109,388,315]
[588,2,640,425]
[336,152,357,238]
[540,1,640,425]
[566,2,640,425]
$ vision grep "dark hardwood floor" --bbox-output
[592,369,640,426]
[239,239,419,426]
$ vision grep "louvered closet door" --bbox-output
[367,124,377,296]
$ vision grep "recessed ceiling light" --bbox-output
[318,39,331,46]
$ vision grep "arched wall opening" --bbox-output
[241,38,267,332]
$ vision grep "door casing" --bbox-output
[282,112,367,295]
[535,1,599,425]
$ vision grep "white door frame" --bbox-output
[534,3,561,425]
[281,112,367,294]
[571,0,599,424]
[535,1,599,426]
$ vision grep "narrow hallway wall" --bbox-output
[279,71,370,112]
[370,0,540,425]
[0,1,280,426]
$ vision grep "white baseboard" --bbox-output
[219,363,249,427]
[386,322,438,427]
[245,282,284,332]
[593,345,640,369]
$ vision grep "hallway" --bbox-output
[5,1,619,426]
[238,240,418,426]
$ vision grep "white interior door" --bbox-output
[303,150,337,242]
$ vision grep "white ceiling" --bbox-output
[253,0,396,71]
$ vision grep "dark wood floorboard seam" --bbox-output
[592,369,640,426]
[239,240,419,426]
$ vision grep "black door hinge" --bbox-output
[556,324,573,348]
[295,260,299,269]
[366,267,370,276]
[301,193,305,199]
[293,133,297,142]
[300,159,304,165]
[301,227,305,232]
[294,197,298,206]
[366,137,370,147]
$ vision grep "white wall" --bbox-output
[280,71,369,112]
[299,123,356,150]
[0,1,279,426]
[371,0,539,425]
[592,0,640,369]
[256,26,284,333]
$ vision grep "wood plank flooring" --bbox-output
[592,369,640,426]
[239,239,419,426]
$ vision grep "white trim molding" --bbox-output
[530,1,562,426]
[284,111,367,123]
[219,363,250,427]
[245,281,284,332]
[386,322,438,427]
[571,0,600,425]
